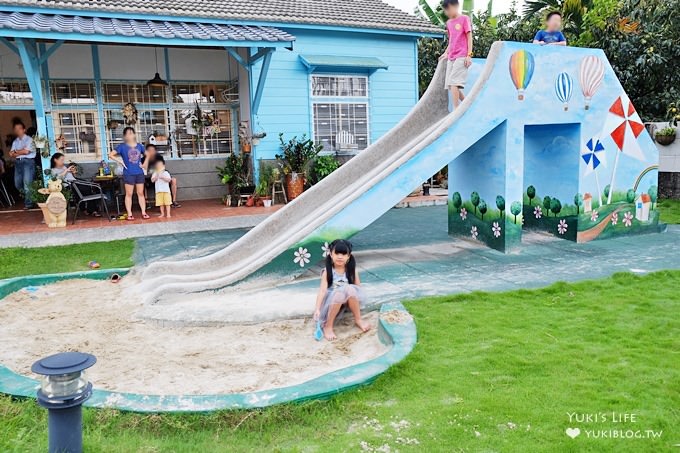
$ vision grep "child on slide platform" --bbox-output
[439,0,473,110]
[533,11,567,46]
[313,239,371,341]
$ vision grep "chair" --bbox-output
[0,159,14,207]
[336,130,359,154]
[71,179,110,224]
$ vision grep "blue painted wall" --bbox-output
[250,29,419,160]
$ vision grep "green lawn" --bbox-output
[0,240,134,279]
[658,199,680,224]
[1,271,678,452]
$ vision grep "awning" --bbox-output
[0,11,295,48]
[299,54,388,73]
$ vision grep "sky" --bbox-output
[383,0,523,16]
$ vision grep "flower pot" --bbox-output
[655,133,676,146]
[285,172,305,200]
[241,143,252,153]
[263,199,273,208]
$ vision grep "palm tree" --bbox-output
[522,0,592,36]
[417,0,477,27]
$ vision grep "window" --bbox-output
[54,111,99,159]
[50,82,96,104]
[171,82,237,156]
[102,82,167,104]
[0,80,33,105]
[173,108,234,157]
[311,75,369,153]
[106,109,170,155]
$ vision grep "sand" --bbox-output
[0,279,387,395]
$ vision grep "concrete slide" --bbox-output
[138,43,502,302]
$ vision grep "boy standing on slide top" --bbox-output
[440,0,473,109]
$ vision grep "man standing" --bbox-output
[8,120,35,210]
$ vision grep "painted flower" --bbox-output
[293,247,311,267]
[623,211,633,227]
[590,210,599,222]
[321,242,330,258]
[470,226,478,240]
[533,206,542,219]
[611,212,618,226]
[460,207,468,221]
[557,219,568,235]
[492,222,502,238]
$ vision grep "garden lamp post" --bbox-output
[31,352,96,453]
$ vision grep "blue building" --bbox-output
[0,0,439,199]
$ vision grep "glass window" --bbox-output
[102,82,167,104]
[106,109,170,154]
[311,75,368,97]
[50,82,96,104]
[172,83,237,105]
[173,108,234,157]
[311,75,369,153]
[0,80,33,105]
[53,110,99,160]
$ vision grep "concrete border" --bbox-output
[0,271,416,413]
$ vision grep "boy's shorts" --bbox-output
[445,58,468,89]
[156,192,172,206]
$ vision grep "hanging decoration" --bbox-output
[123,102,138,125]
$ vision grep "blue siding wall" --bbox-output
[250,29,418,161]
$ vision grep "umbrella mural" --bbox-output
[555,72,573,111]
[579,56,605,110]
[602,94,646,204]
[582,137,606,207]
[509,50,535,100]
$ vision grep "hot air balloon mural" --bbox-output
[509,50,535,100]
[582,137,606,207]
[555,72,573,111]
[579,56,605,110]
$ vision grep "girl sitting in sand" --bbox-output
[313,239,371,340]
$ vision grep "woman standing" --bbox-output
[108,127,148,220]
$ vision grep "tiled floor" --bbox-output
[0,199,281,235]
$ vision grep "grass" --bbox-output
[0,240,134,279]
[658,199,680,224]
[1,271,678,452]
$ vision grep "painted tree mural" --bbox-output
[648,185,658,209]
[543,196,552,214]
[527,185,536,205]
[471,191,480,215]
[550,198,562,217]
[510,201,522,223]
[626,189,636,203]
[574,193,583,214]
[496,195,505,218]
[452,191,462,212]
[479,200,488,220]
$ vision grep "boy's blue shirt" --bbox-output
[534,30,566,44]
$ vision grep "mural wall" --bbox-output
[240,43,660,281]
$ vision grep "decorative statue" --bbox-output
[38,179,68,228]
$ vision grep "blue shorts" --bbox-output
[123,173,145,185]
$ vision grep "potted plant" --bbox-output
[655,127,676,146]
[256,161,275,207]
[310,155,340,185]
[216,152,251,206]
[238,122,252,153]
[276,133,322,200]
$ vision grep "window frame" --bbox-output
[309,73,370,155]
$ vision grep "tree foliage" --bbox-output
[471,191,481,214]
[550,198,562,216]
[527,185,536,205]
[574,193,583,214]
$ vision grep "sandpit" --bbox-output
[0,279,387,396]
